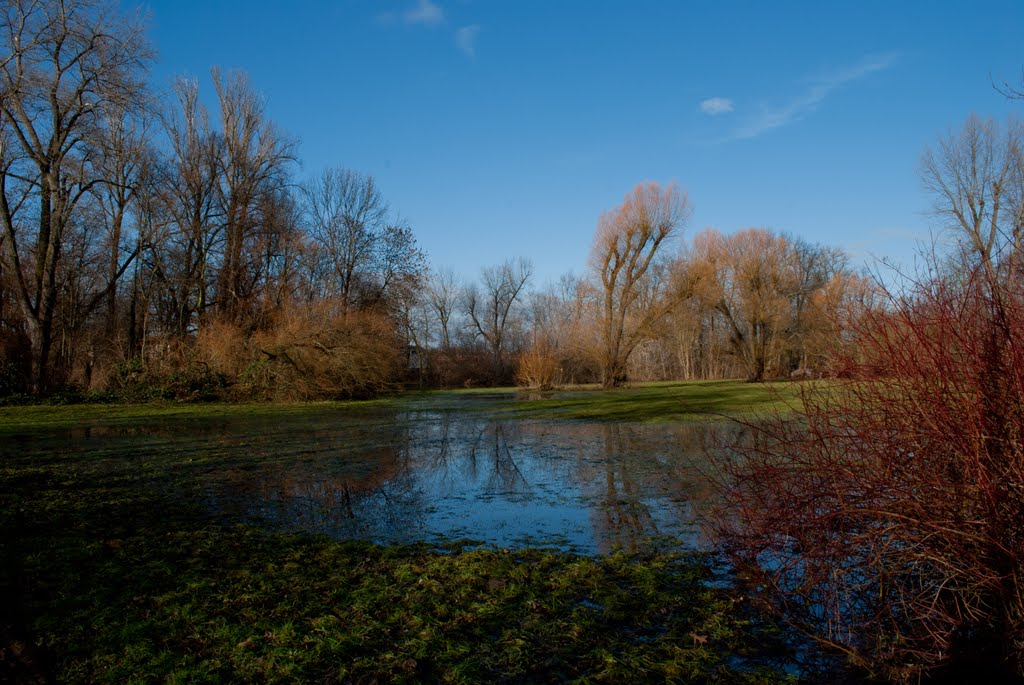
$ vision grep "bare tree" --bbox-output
[301,167,423,313]
[92,100,154,341]
[591,182,689,388]
[519,273,597,388]
[922,114,1024,281]
[212,67,295,323]
[427,266,459,350]
[691,228,796,382]
[0,0,152,391]
[465,258,533,383]
[152,77,221,336]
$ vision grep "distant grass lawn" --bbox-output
[491,380,806,423]
[0,379,807,433]
[0,397,397,434]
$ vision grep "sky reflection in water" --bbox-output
[12,405,742,555]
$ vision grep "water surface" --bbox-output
[5,398,740,554]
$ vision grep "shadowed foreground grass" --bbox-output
[4,524,793,683]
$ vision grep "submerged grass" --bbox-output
[0,382,802,682]
[1,468,794,683]
[6,524,793,684]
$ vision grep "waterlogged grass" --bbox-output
[8,525,792,684]
[1,459,794,683]
[497,380,806,423]
[0,397,398,435]
[0,382,802,681]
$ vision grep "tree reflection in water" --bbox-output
[198,411,744,553]
[9,407,746,554]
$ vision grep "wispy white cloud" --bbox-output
[732,52,898,140]
[700,97,734,115]
[405,0,443,26]
[456,25,480,58]
[378,0,444,27]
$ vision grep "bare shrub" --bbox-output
[195,319,250,378]
[516,338,563,390]
[240,306,401,401]
[709,264,1024,681]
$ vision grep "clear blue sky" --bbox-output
[136,0,1023,285]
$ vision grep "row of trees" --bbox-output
[0,0,869,399]
[0,0,430,399]
[406,214,871,391]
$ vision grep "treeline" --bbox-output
[0,0,871,401]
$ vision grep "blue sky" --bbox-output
[138,0,1024,285]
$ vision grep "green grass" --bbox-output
[0,397,398,435]
[0,379,807,434]
[492,380,806,423]
[7,525,793,684]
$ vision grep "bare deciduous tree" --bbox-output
[0,0,152,391]
[465,257,533,383]
[92,101,154,340]
[591,182,689,388]
[301,167,423,313]
[691,228,795,382]
[212,67,295,323]
[922,114,1024,281]
[427,266,459,350]
[153,77,221,336]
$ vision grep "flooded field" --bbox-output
[3,396,739,554]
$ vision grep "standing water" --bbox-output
[3,398,742,554]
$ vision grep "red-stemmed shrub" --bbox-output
[709,261,1024,682]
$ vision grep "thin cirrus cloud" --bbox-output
[700,97,734,115]
[730,52,898,141]
[377,2,481,60]
[378,0,444,27]
[456,25,480,58]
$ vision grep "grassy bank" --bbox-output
[0,379,806,434]
[0,397,398,435]
[498,380,805,423]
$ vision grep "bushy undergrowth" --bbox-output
[31,308,407,404]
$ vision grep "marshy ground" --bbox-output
[0,381,802,683]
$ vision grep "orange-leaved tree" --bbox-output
[591,182,690,388]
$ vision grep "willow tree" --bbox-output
[591,182,689,388]
[0,0,152,391]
